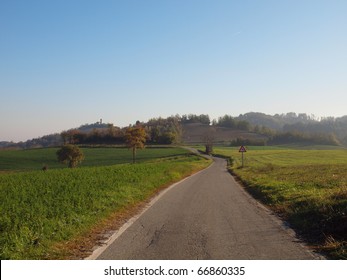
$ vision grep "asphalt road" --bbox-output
[96,158,318,260]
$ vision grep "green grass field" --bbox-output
[0,146,188,171]
[0,146,211,259]
[213,145,347,259]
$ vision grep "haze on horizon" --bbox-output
[1,0,346,142]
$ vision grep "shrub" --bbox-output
[56,145,84,168]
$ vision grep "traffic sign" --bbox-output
[239,145,247,153]
[239,146,246,167]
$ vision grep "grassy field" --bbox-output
[0,146,188,171]
[213,145,347,259]
[0,151,211,259]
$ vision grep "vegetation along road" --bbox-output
[0,147,209,259]
[94,157,319,260]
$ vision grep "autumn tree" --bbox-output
[125,126,146,163]
[56,144,84,168]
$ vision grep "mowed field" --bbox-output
[0,146,188,171]
[213,145,347,259]
[0,147,211,259]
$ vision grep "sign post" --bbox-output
[239,145,247,167]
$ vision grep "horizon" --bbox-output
[1,0,346,142]
[2,110,346,143]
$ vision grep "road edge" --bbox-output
[85,161,215,260]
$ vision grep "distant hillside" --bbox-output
[182,123,267,145]
[77,122,113,133]
[236,112,347,145]
[236,112,317,130]
[0,141,13,149]
[3,112,346,149]
[1,122,114,149]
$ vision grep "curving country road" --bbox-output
[95,158,319,260]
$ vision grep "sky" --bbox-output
[1,0,346,142]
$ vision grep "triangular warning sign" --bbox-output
[239,145,247,152]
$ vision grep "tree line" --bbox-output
[3,112,346,149]
[60,116,183,146]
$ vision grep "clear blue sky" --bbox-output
[1,0,346,142]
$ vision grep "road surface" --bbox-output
[96,158,318,260]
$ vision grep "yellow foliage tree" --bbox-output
[125,126,146,163]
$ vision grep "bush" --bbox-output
[56,145,84,168]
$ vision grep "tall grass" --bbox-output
[0,154,210,259]
[214,146,347,259]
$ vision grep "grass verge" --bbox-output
[213,146,347,259]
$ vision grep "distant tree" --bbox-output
[180,114,210,125]
[159,131,177,144]
[149,126,160,143]
[125,126,146,163]
[60,130,80,144]
[61,131,69,145]
[202,127,216,155]
[217,115,236,128]
[199,114,211,125]
[107,123,118,138]
[56,144,84,168]
[146,116,182,144]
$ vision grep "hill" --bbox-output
[236,112,316,130]
[0,141,13,149]
[236,112,347,145]
[181,123,267,145]
[2,112,346,149]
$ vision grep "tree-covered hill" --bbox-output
[236,112,347,145]
[2,112,346,149]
